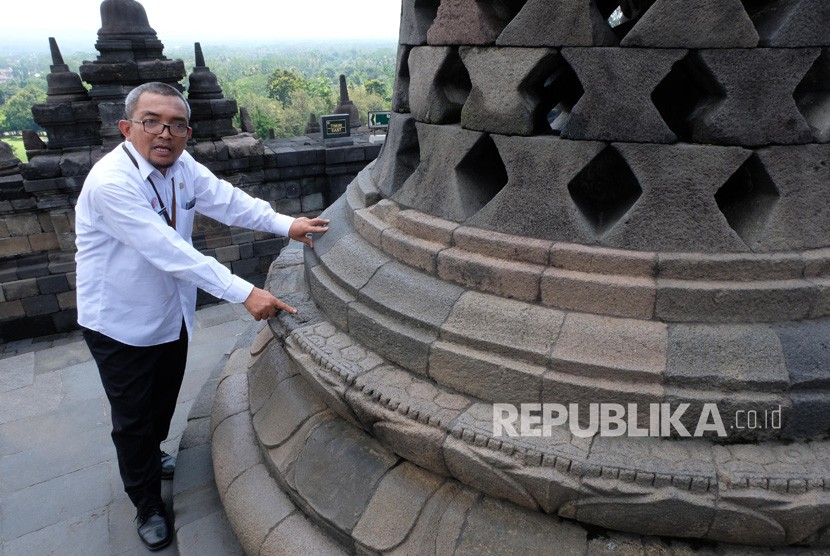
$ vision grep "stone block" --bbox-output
[6,214,42,236]
[354,208,391,249]
[692,49,818,146]
[214,245,241,263]
[19,154,61,180]
[655,279,816,323]
[551,242,655,277]
[359,260,465,328]
[657,252,804,281]
[460,47,559,136]
[622,0,759,47]
[211,372,249,431]
[749,0,830,46]
[454,226,551,266]
[221,134,264,158]
[437,247,542,302]
[506,0,619,46]
[36,275,70,295]
[293,419,399,533]
[748,145,830,252]
[0,300,25,321]
[260,513,347,556]
[353,462,444,551]
[231,258,260,277]
[28,233,60,252]
[212,411,261,496]
[396,209,458,245]
[427,0,517,45]
[561,47,685,143]
[380,227,444,274]
[319,231,390,293]
[3,278,39,300]
[301,192,324,212]
[667,324,788,393]
[59,150,92,177]
[456,497,587,555]
[223,464,295,555]
[252,238,282,257]
[441,291,564,366]
[308,266,355,332]
[407,47,470,125]
[599,143,752,252]
[274,197,301,215]
[553,313,668,384]
[348,301,436,375]
[429,340,545,404]
[541,268,656,319]
[56,291,77,310]
[465,135,603,243]
[16,255,49,279]
[0,236,31,257]
[253,374,328,448]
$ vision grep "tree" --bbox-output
[0,86,45,133]
[364,79,388,100]
[266,69,305,106]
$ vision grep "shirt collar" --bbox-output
[122,141,181,182]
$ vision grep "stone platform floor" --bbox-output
[0,303,251,556]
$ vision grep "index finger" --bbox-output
[273,298,298,315]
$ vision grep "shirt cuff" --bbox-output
[272,212,295,238]
[224,275,255,304]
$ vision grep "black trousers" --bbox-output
[83,322,188,511]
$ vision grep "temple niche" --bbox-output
[210,0,830,554]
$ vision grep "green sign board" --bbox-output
[321,114,351,139]
[368,110,391,130]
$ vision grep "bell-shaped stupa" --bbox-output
[210,1,830,552]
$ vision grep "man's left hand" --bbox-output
[289,217,330,248]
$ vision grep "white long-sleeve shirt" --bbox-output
[75,141,294,346]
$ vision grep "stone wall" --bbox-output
[0,133,381,343]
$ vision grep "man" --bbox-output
[75,82,328,551]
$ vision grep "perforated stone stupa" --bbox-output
[210,1,830,553]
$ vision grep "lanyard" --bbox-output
[122,144,176,230]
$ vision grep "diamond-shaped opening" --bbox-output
[598,0,657,40]
[794,49,830,143]
[715,154,779,247]
[435,48,472,124]
[740,0,792,45]
[393,45,412,113]
[456,134,508,221]
[540,60,585,135]
[652,52,719,142]
[412,0,441,37]
[568,146,641,235]
[479,0,530,27]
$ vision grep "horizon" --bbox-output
[1,0,402,56]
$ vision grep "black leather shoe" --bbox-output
[137,506,172,551]
[160,451,175,480]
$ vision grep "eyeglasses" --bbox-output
[129,119,190,138]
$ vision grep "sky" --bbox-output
[1,0,403,52]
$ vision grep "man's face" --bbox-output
[118,92,191,175]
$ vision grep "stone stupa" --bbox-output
[209,0,830,553]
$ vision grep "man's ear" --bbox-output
[117,119,131,139]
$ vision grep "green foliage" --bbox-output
[266,69,307,105]
[0,41,398,140]
[1,135,27,162]
[0,85,45,133]
[348,86,389,126]
[364,79,388,100]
